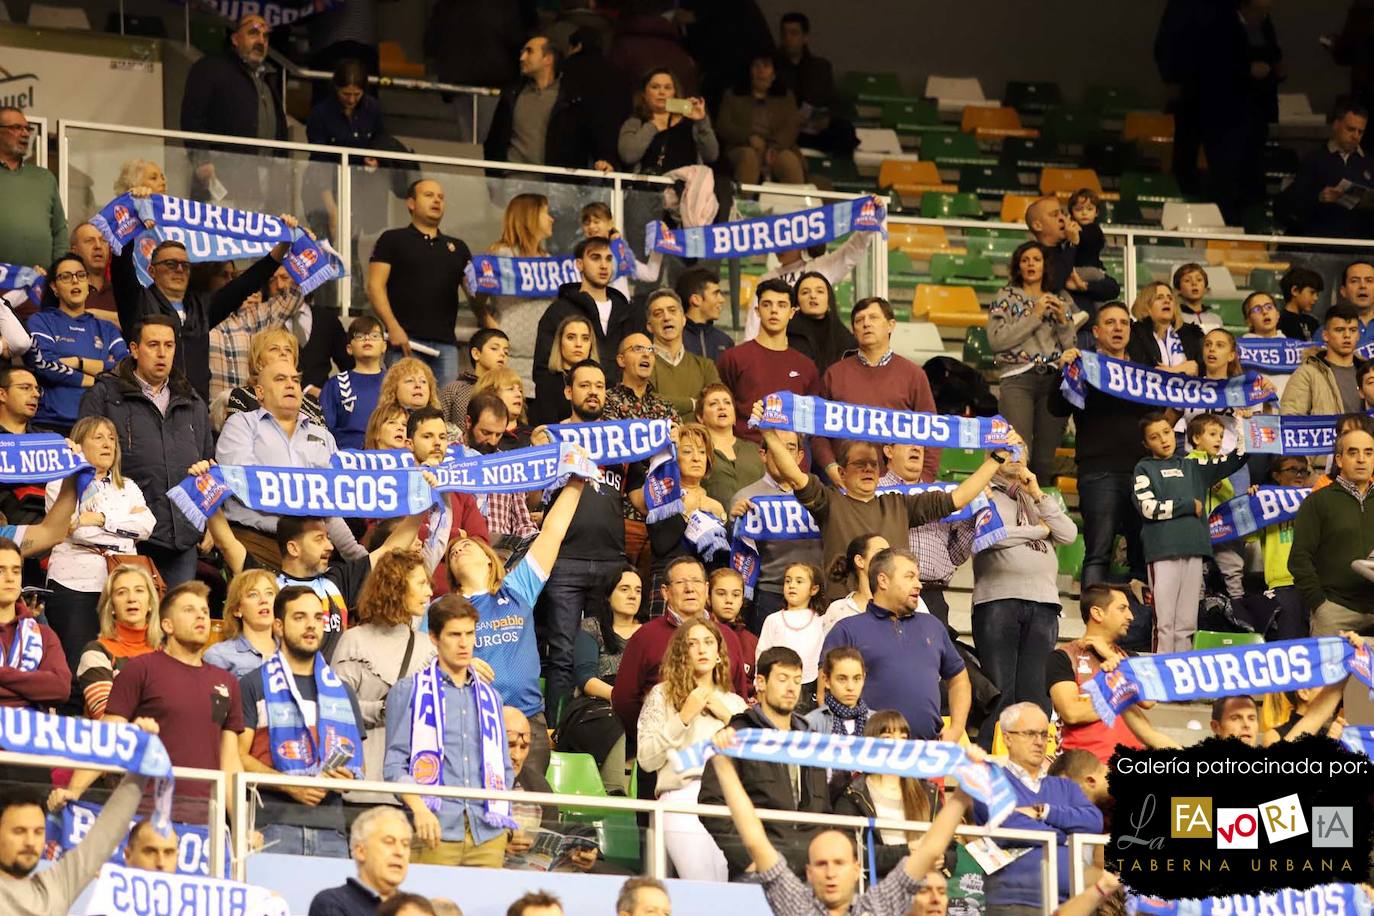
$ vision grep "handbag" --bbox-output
[103,554,166,598]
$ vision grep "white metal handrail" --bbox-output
[0,749,228,878]
[236,770,1059,911]
[1069,832,1111,895]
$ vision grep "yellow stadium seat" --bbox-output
[379,40,425,80]
[941,716,972,749]
[877,159,956,199]
[1204,239,1289,272]
[1122,111,1175,143]
[961,105,1039,141]
[1055,476,1078,495]
[1040,167,1102,196]
[888,223,964,258]
[917,284,986,328]
[737,273,758,308]
[1000,194,1039,225]
[990,720,1059,758]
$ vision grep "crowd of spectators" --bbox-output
[2,6,1374,916]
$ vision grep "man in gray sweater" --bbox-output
[1,772,146,915]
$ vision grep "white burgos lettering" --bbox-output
[1162,644,1314,695]
[252,471,399,514]
[820,401,950,443]
[709,210,827,253]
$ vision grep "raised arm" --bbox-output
[755,416,807,490]
[903,784,973,882]
[1121,706,1182,749]
[949,451,1008,510]
[21,474,78,557]
[206,508,247,576]
[707,748,781,874]
[525,479,586,572]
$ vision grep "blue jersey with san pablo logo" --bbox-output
[320,369,383,450]
[26,309,127,426]
[420,556,547,717]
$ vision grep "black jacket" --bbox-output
[485,65,621,170]
[180,51,287,142]
[111,245,279,403]
[1126,318,1205,369]
[696,705,831,879]
[833,775,941,880]
[78,359,214,553]
[530,281,640,422]
[299,304,352,393]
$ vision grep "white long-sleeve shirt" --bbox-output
[0,294,33,357]
[44,473,155,591]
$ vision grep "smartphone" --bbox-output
[665,98,693,116]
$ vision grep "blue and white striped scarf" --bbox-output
[647,196,885,259]
[1128,884,1372,915]
[1061,351,1275,411]
[464,240,636,298]
[1244,414,1345,455]
[751,391,1014,449]
[0,263,45,309]
[261,650,363,776]
[0,434,91,483]
[546,419,682,522]
[1236,336,1310,374]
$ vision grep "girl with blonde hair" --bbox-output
[531,315,594,426]
[76,563,162,719]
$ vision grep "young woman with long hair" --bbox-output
[490,193,557,387]
[819,532,890,635]
[202,569,280,678]
[75,564,162,719]
[530,314,595,427]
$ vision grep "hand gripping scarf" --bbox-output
[1060,351,1275,412]
[261,650,364,776]
[647,196,886,260]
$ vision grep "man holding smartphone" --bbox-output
[237,585,366,858]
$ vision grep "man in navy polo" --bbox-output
[820,547,970,743]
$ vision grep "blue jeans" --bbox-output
[1077,470,1144,587]
[260,823,350,858]
[389,340,461,388]
[971,599,1060,751]
[539,558,614,720]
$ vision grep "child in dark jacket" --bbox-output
[1133,411,1248,653]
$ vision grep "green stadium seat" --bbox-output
[1100,197,1147,226]
[938,448,985,480]
[1193,630,1264,650]
[925,132,993,168]
[1249,268,1283,296]
[596,812,642,870]
[1214,298,1245,328]
[1085,84,1143,118]
[1083,139,1140,178]
[920,192,983,220]
[930,252,996,285]
[1120,171,1184,203]
[880,99,945,134]
[842,71,907,105]
[1057,535,1086,580]
[547,751,608,819]
[962,326,994,370]
[1003,80,1063,115]
[1042,107,1105,146]
[958,165,1026,198]
[999,136,1068,170]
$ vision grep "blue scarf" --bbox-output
[546,419,682,522]
[1083,637,1374,726]
[751,391,1014,449]
[57,801,226,876]
[0,708,174,832]
[465,247,634,298]
[682,509,730,562]
[1060,351,1274,411]
[1340,724,1374,757]
[0,263,45,309]
[408,661,517,828]
[86,864,288,916]
[167,464,436,531]
[671,727,1016,827]
[1127,885,1373,915]
[1236,337,1310,374]
[91,193,340,295]
[1208,486,1309,544]
[427,441,600,495]
[3,617,42,672]
[873,482,1009,548]
[0,434,92,483]
[1244,414,1343,455]
[647,196,885,259]
[331,449,418,471]
[261,650,363,776]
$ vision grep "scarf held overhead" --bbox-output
[0,434,91,484]
[751,391,1014,449]
[0,263,45,309]
[1061,351,1274,411]
[426,441,600,495]
[464,241,635,299]
[1236,337,1311,374]
[1244,414,1347,455]
[91,193,340,295]
[671,728,1017,827]
[1082,637,1374,726]
[1208,486,1310,543]
[546,419,682,522]
[168,464,435,532]
[57,800,227,876]
[647,196,885,260]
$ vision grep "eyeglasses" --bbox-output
[152,260,191,273]
[845,458,880,470]
[54,271,89,283]
[1004,729,1050,741]
[0,123,32,134]
[622,344,654,355]
[669,578,706,588]
[352,333,384,342]
[1248,303,1277,314]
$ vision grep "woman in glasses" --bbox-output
[26,252,128,436]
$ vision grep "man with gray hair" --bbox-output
[308,806,413,916]
[972,702,1102,916]
[615,876,670,916]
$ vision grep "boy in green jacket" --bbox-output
[1133,411,1248,653]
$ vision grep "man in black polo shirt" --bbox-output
[366,178,486,385]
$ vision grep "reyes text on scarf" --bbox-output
[465,242,635,299]
[1082,637,1374,726]
[1208,485,1310,543]
[750,391,1015,449]
[671,728,1017,827]
[1243,413,1356,455]
[1127,884,1373,915]
[167,464,435,532]
[1060,351,1275,411]
[0,433,91,484]
[545,419,682,522]
[90,193,340,295]
[1236,337,1312,374]
[0,263,45,309]
[647,196,885,260]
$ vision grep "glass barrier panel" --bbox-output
[347,159,615,389]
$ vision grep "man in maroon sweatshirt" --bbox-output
[718,278,820,443]
[813,297,940,483]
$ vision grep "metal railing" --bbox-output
[0,749,228,878]
[56,119,884,324]
[1069,832,1111,896]
[236,770,1061,911]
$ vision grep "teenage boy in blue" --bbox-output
[1132,410,1247,653]
[27,253,126,435]
[320,315,386,451]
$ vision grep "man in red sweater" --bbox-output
[813,297,940,483]
[610,556,750,736]
[718,278,820,443]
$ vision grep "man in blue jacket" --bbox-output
[973,701,1104,914]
